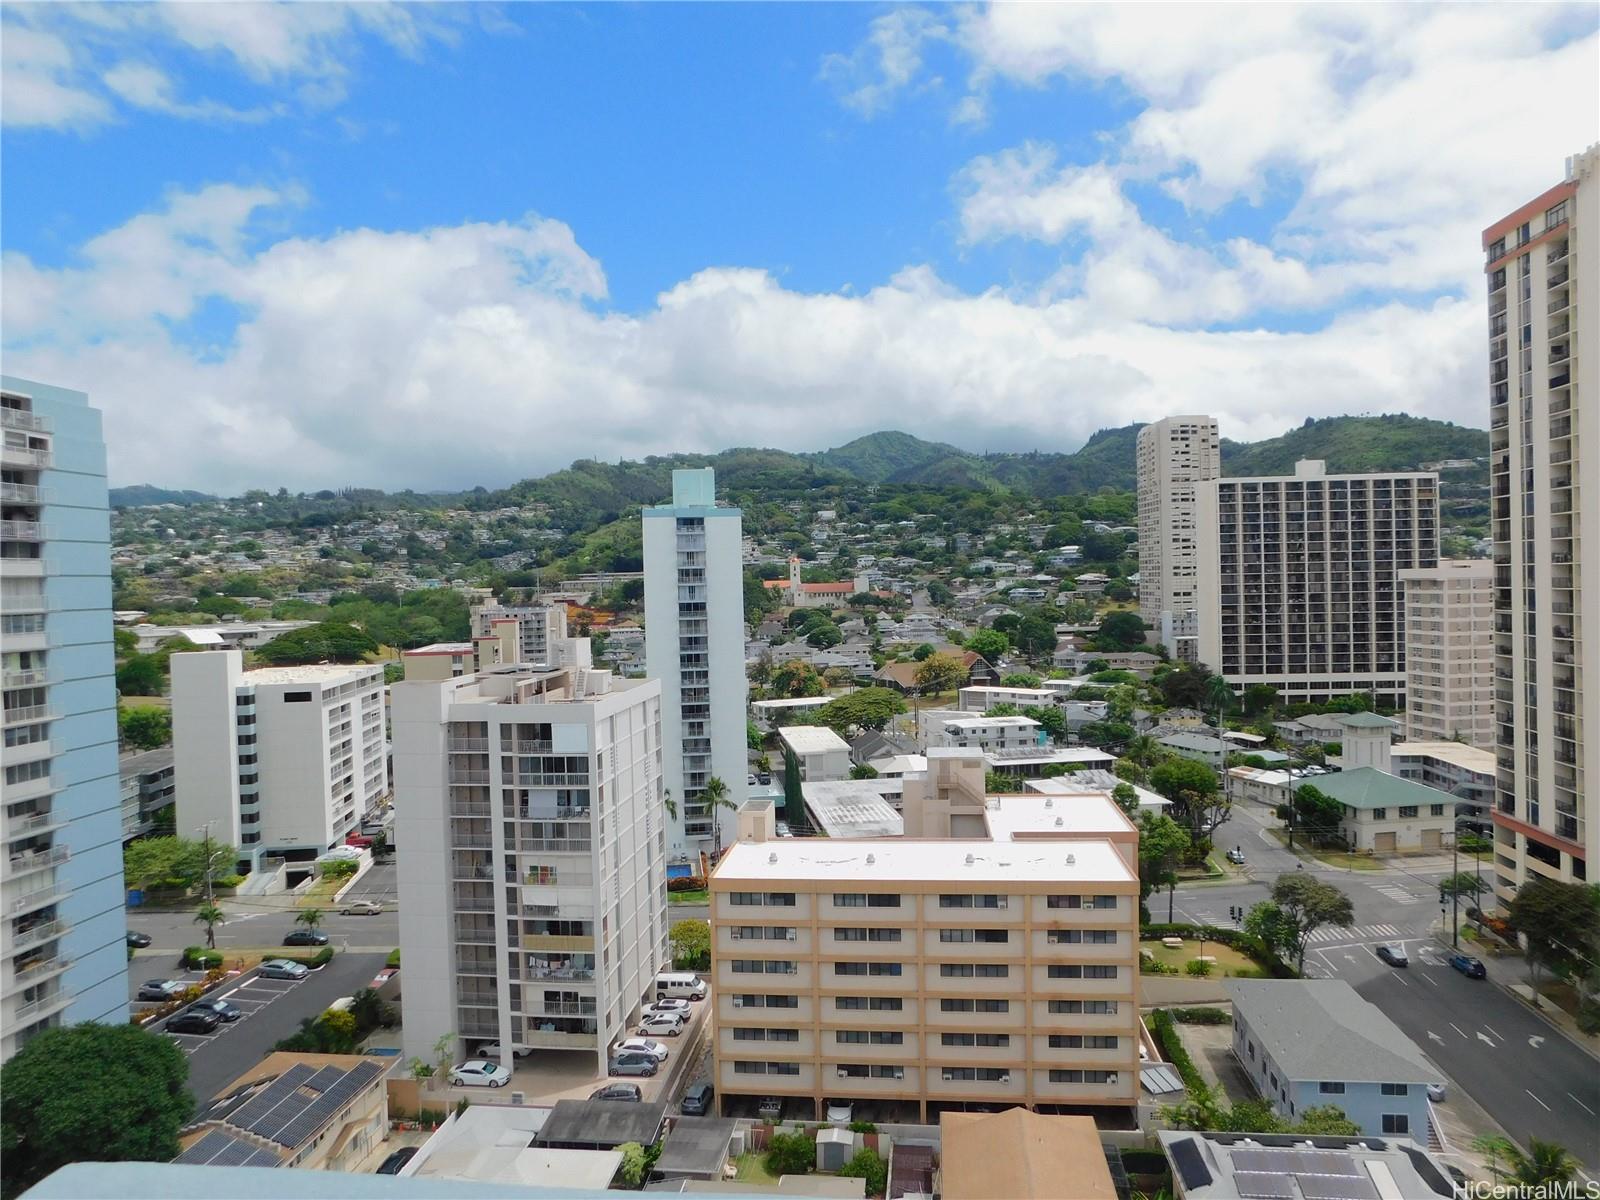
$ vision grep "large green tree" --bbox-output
[913,652,967,695]
[1507,877,1600,1001]
[966,628,1010,661]
[1,1023,195,1196]
[1138,813,1191,921]
[1014,613,1058,659]
[1270,874,1356,972]
[769,660,825,699]
[1094,611,1147,652]
[254,621,378,665]
[118,706,171,750]
[1149,758,1228,842]
[669,919,711,970]
[814,688,907,733]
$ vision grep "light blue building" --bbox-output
[1,376,129,1060]
[1227,979,1439,1141]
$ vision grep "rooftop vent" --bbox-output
[865,853,875,865]
[1066,854,1076,865]
[768,852,778,864]
[964,853,975,865]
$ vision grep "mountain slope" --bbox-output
[811,431,973,483]
[1221,415,1488,477]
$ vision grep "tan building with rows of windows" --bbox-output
[708,751,1141,1123]
[1398,559,1494,749]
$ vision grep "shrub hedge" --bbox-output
[280,946,335,968]
[1148,1009,1206,1096]
[667,876,707,893]
[1171,1007,1232,1025]
[182,946,223,970]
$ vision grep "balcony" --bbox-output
[1,668,49,690]
[522,933,594,953]
[8,918,68,953]
[7,883,66,916]
[3,952,71,996]
[0,482,40,504]
[8,845,69,877]
[0,409,49,434]
[0,446,52,470]
[523,1028,598,1049]
[0,521,45,543]
[10,989,71,1027]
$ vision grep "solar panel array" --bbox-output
[1298,1174,1379,1200]
[1232,1149,1361,1177]
[223,1060,385,1149]
[175,1129,281,1168]
[1229,1147,1379,1200]
[1234,1172,1295,1199]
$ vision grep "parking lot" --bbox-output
[149,971,312,1057]
[132,952,390,1103]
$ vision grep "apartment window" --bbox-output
[731,994,799,1009]
[1049,1000,1118,1014]
[1371,809,1387,820]
[940,963,1007,978]
[733,1027,798,1042]
[1430,804,1445,817]
[939,894,1005,909]
[942,1067,1009,1082]
[1398,806,1418,819]
[1381,1083,1410,1096]
[733,1061,800,1076]
[283,691,313,703]
[1049,1070,1117,1084]
[1382,1115,1410,1135]
[834,962,901,977]
[834,893,899,908]
[730,959,795,975]
[834,927,900,942]
[1048,930,1117,945]
[838,1030,903,1045]
[940,998,1008,1013]
[1048,965,1117,979]
[729,891,796,907]
[941,1033,1010,1047]
[1319,1082,1346,1095]
[835,996,902,1011]
[1047,894,1118,909]
[1049,1035,1119,1049]
[732,926,794,941]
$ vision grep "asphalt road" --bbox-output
[1172,798,1599,1170]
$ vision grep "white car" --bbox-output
[479,1042,533,1059]
[637,1013,685,1037]
[1427,1082,1447,1102]
[642,998,691,1020]
[449,1060,511,1088]
[613,1037,670,1062]
[340,900,383,916]
[827,1102,853,1125]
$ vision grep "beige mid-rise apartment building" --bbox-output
[709,750,1140,1123]
[1137,416,1221,661]
[1487,146,1599,905]
[1398,560,1495,748]
[1195,459,1439,706]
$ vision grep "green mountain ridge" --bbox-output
[111,414,1488,517]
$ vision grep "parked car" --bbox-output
[375,1147,418,1175]
[612,1037,669,1062]
[126,930,152,948]
[747,773,758,786]
[758,772,771,786]
[1449,953,1486,979]
[340,900,383,916]
[681,1082,714,1116]
[448,1060,510,1088]
[637,1014,685,1038]
[1375,944,1409,967]
[137,980,185,1002]
[609,1053,658,1078]
[775,821,793,838]
[1226,848,1246,865]
[1427,1082,1447,1102]
[188,997,242,1022]
[590,1083,642,1102]
[257,959,310,980]
[283,929,330,947]
[478,1041,533,1059]
[826,1101,854,1125]
[345,832,374,848]
[166,1009,221,1035]
[642,998,691,1020]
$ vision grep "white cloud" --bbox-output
[955,146,1133,244]
[3,184,1490,493]
[819,8,948,116]
[0,1,461,129]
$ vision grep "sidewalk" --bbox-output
[1432,922,1600,1061]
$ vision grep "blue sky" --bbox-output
[2,3,1596,490]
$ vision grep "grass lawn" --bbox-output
[1265,828,1384,870]
[119,695,170,710]
[668,890,710,905]
[299,875,348,906]
[734,1153,777,1185]
[1141,938,1267,978]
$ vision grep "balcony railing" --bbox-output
[1,447,52,469]
[9,918,68,953]
[1,669,49,690]
[8,883,65,916]
[0,409,50,433]
[0,483,41,503]
[10,990,70,1026]
[8,845,70,875]
[3,952,71,996]
[0,521,45,543]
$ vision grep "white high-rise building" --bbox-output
[1398,560,1495,748]
[393,658,666,1074]
[1487,146,1599,906]
[471,601,569,666]
[1,377,128,1061]
[643,468,747,856]
[1136,416,1221,661]
[170,651,388,871]
[1196,459,1439,706]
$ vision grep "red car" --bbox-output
[345,832,373,848]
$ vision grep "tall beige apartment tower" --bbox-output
[1398,560,1494,749]
[1137,416,1221,662]
[1487,145,1599,907]
[1195,460,1438,706]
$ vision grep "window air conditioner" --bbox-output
[999,1074,1010,1084]
[837,1068,849,1078]
[732,996,744,1008]
[731,930,742,940]
[942,1071,955,1081]
[786,929,797,940]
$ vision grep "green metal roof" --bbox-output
[1336,711,1400,729]
[1306,767,1445,810]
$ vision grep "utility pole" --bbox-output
[199,822,215,905]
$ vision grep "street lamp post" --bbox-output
[197,822,215,905]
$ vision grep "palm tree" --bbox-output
[663,788,677,822]
[297,907,325,935]
[194,902,226,950]
[1510,1139,1578,1186]
[1470,1135,1516,1184]
[1203,675,1233,727]
[1126,734,1158,772]
[702,776,740,859]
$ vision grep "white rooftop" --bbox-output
[408,1106,622,1190]
[1027,773,1169,811]
[752,695,835,710]
[944,715,1040,730]
[408,642,475,655]
[982,792,1136,841]
[984,746,1115,767]
[778,725,851,754]
[715,835,1134,884]
[1391,741,1495,774]
[244,662,382,686]
[801,780,905,838]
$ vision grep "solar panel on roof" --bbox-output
[1298,1173,1380,1200]
[243,1146,284,1169]
[1233,1149,1295,1174]
[211,1136,262,1168]
[1169,1138,1213,1190]
[1234,1172,1295,1199]
[301,1065,348,1093]
[176,1130,235,1165]
[1141,1063,1185,1094]
[1296,1151,1362,1177]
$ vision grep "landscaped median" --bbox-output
[1139,923,1298,980]
[179,944,337,974]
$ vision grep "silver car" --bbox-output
[257,959,310,980]
[609,1052,658,1078]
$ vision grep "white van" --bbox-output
[655,972,707,1001]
